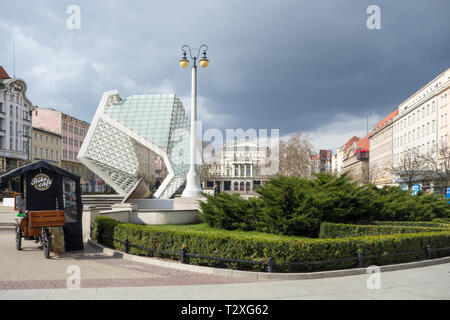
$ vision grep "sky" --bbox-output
[1,0,449,151]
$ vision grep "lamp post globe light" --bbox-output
[180,44,209,198]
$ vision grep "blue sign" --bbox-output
[412,184,420,196]
[446,187,450,204]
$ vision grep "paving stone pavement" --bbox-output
[1,229,449,300]
[0,232,261,291]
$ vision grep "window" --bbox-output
[427,123,430,135]
[51,150,53,159]
[432,120,436,133]
[56,151,59,161]
[46,136,48,142]
[40,134,42,141]
[34,147,37,156]
[63,150,67,158]
[40,148,43,157]
[45,149,48,158]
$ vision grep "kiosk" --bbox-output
[0,161,84,255]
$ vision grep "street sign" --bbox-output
[412,184,420,196]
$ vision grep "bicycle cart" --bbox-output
[1,161,84,257]
[16,210,65,258]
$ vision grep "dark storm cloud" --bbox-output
[0,0,449,148]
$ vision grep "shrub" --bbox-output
[199,174,450,238]
[93,216,450,273]
[374,186,450,221]
[319,222,449,239]
[91,216,120,247]
[371,221,450,228]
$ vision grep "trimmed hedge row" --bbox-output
[319,222,449,239]
[92,216,450,273]
[372,221,450,228]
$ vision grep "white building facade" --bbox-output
[0,66,33,176]
[204,139,271,194]
[392,69,450,187]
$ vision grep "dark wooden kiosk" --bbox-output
[0,161,84,258]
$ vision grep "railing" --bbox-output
[96,234,450,273]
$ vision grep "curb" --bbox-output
[87,239,450,280]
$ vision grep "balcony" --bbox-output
[356,151,369,161]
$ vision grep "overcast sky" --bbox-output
[1,0,449,151]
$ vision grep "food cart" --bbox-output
[0,161,84,257]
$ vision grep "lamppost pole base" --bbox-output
[182,166,203,198]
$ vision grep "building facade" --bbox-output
[332,147,344,176]
[311,149,332,174]
[32,107,102,193]
[342,135,370,183]
[0,66,33,176]
[203,139,271,194]
[392,69,450,188]
[436,69,450,151]
[368,109,398,186]
[31,127,62,166]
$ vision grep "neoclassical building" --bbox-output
[0,66,33,177]
[202,139,271,194]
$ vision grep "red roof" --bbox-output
[343,136,360,152]
[356,135,369,152]
[0,66,11,80]
[374,109,399,129]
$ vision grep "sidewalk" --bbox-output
[0,205,17,224]
[1,262,449,300]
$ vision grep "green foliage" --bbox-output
[199,174,450,238]
[91,216,121,248]
[199,193,261,231]
[319,222,449,238]
[372,221,450,228]
[374,186,450,221]
[93,216,450,273]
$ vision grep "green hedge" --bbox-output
[319,222,449,239]
[92,216,450,273]
[371,221,450,228]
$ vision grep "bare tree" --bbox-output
[391,147,424,190]
[278,131,314,178]
[419,142,450,195]
[365,161,393,185]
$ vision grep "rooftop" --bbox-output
[0,66,11,80]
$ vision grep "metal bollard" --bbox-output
[124,238,129,254]
[267,257,274,273]
[426,245,432,260]
[357,252,363,268]
[180,247,186,264]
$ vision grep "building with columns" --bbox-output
[203,139,271,194]
[0,66,33,179]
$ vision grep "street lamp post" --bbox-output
[179,44,209,198]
